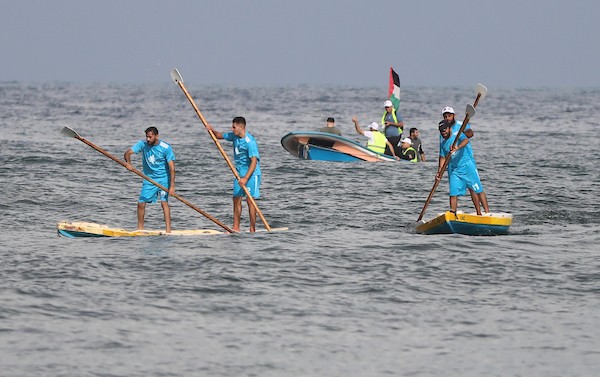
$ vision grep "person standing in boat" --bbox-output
[206,116,261,232]
[352,117,400,160]
[319,117,342,136]
[124,126,176,233]
[409,127,426,162]
[381,100,404,156]
[437,120,489,215]
[441,106,489,213]
[399,137,418,162]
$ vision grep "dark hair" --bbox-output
[410,127,417,134]
[232,116,246,126]
[145,126,159,135]
[327,117,335,123]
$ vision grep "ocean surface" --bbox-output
[1,81,599,376]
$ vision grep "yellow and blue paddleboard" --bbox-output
[416,211,512,236]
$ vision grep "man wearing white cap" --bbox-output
[442,106,473,139]
[442,106,476,168]
[381,100,404,156]
[398,137,417,162]
[439,107,489,214]
[352,117,399,160]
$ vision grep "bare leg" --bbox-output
[478,192,490,213]
[161,201,172,233]
[469,189,482,215]
[449,196,458,214]
[247,197,257,233]
[233,196,243,232]
[137,202,146,230]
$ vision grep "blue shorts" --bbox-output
[449,167,484,197]
[233,175,261,198]
[138,178,169,203]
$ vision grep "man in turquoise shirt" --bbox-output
[207,117,261,232]
[124,127,176,233]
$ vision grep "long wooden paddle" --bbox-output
[60,126,234,233]
[416,104,477,222]
[170,68,272,231]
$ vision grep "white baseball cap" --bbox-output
[442,106,455,115]
[384,100,393,108]
[401,137,412,145]
[369,122,379,130]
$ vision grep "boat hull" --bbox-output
[416,211,512,236]
[281,131,397,162]
[57,221,287,238]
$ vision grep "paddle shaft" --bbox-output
[73,134,235,233]
[173,78,272,231]
[473,92,483,109]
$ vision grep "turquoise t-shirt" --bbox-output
[131,139,175,180]
[222,132,261,177]
[439,130,473,175]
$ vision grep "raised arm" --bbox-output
[352,117,364,135]
[206,123,224,139]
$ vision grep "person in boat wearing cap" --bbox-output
[352,117,400,160]
[437,120,489,215]
[206,116,261,232]
[441,106,489,213]
[381,100,404,156]
[319,117,342,136]
[124,126,176,233]
[409,127,426,162]
[398,137,418,162]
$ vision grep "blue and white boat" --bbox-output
[280,131,397,162]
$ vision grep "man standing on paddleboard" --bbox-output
[206,117,261,233]
[124,127,176,233]
[441,106,489,214]
[437,119,488,215]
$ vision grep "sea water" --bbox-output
[1,82,599,376]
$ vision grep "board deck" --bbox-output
[57,221,288,238]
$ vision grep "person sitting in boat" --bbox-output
[399,137,417,162]
[352,117,399,160]
[381,100,404,156]
[319,117,342,136]
[409,127,426,162]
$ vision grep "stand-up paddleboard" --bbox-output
[57,221,288,238]
[416,211,512,236]
[281,131,397,162]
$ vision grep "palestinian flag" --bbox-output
[388,67,400,111]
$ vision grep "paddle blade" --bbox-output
[170,68,183,84]
[476,83,488,101]
[61,126,81,139]
[465,104,476,118]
